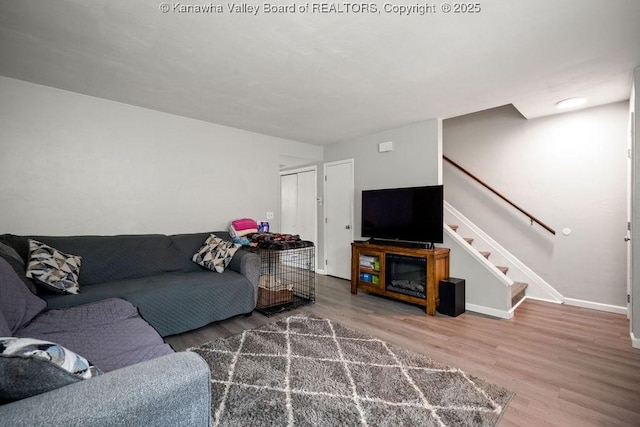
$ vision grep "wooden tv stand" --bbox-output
[351,241,450,315]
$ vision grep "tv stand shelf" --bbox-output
[351,242,450,315]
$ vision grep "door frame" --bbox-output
[280,165,318,271]
[628,110,634,320]
[323,158,355,277]
[629,78,638,349]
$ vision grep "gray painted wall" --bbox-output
[0,76,322,235]
[444,102,629,308]
[319,119,442,267]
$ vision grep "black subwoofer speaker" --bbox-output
[438,278,465,317]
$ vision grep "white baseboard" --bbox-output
[511,296,527,311]
[526,296,563,304]
[631,331,640,349]
[465,303,513,320]
[563,298,627,315]
[315,269,326,275]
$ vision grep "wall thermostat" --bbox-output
[378,141,393,152]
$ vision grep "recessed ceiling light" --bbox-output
[556,97,587,109]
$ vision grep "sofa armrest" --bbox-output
[228,249,260,299]
[0,352,211,426]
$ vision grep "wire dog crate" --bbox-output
[252,246,315,316]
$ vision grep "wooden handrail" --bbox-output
[443,155,556,235]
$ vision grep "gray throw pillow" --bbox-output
[0,312,11,337]
[0,337,103,403]
[0,258,47,334]
[0,242,37,294]
[0,241,22,263]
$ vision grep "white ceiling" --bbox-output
[1,0,639,145]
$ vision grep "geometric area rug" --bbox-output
[189,314,514,427]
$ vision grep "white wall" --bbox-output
[0,76,322,235]
[319,119,442,264]
[444,102,629,308]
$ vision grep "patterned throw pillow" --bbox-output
[192,234,240,273]
[0,337,102,402]
[26,240,82,294]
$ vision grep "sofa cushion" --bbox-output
[0,337,102,403]
[192,234,240,273]
[0,241,22,262]
[0,242,37,294]
[169,231,235,273]
[168,232,214,272]
[0,234,185,285]
[0,232,237,283]
[26,240,82,295]
[0,312,11,337]
[39,271,257,337]
[16,298,174,372]
[0,258,47,334]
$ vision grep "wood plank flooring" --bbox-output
[166,274,640,426]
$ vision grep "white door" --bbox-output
[324,159,354,279]
[281,174,298,235]
[295,170,316,241]
[280,168,318,267]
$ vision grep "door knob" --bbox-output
[624,236,631,242]
[345,225,351,230]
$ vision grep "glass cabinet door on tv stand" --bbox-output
[350,241,450,315]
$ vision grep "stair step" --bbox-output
[497,266,509,275]
[480,251,491,259]
[449,224,459,232]
[511,282,528,307]
[463,237,474,245]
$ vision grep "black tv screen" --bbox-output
[361,185,443,244]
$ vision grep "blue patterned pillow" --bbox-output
[0,337,102,402]
[192,234,240,273]
[26,240,82,294]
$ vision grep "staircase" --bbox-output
[449,224,528,309]
[444,202,563,318]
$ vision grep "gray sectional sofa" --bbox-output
[1,350,211,426]
[0,231,260,336]
[0,231,261,425]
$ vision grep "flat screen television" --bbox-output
[361,185,443,247]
